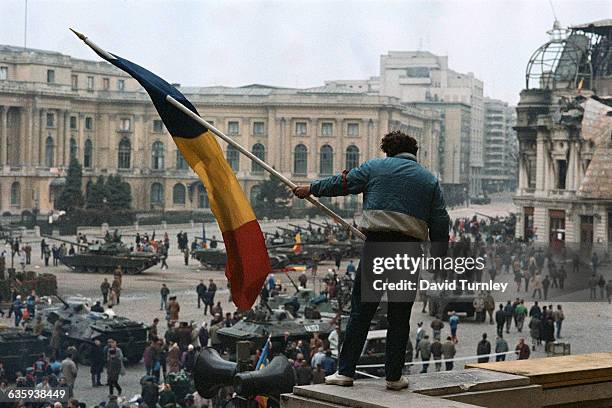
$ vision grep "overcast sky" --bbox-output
[0,0,609,104]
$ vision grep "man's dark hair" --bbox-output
[380,130,418,156]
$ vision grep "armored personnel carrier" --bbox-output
[30,297,149,365]
[43,234,159,274]
[0,327,47,380]
[217,305,335,354]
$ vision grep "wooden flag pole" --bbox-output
[69,27,365,241]
[166,95,366,241]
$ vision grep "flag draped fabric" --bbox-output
[94,51,270,310]
[292,232,302,254]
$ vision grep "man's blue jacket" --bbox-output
[310,153,450,244]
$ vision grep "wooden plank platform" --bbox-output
[465,352,612,388]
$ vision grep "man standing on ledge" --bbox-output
[293,131,449,390]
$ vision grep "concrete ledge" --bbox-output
[289,381,481,408]
[444,385,544,408]
[541,381,612,407]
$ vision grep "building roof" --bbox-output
[570,19,612,35]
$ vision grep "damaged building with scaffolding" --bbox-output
[514,19,612,252]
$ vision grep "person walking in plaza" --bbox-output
[484,292,495,324]
[495,304,505,336]
[441,336,456,371]
[196,280,207,309]
[552,305,564,339]
[515,300,528,333]
[160,284,170,311]
[516,338,531,360]
[414,322,425,359]
[204,280,217,315]
[167,296,180,322]
[529,314,541,350]
[449,311,460,343]
[100,278,110,305]
[531,274,543,299]
[598,274,606,299]
[477,333,491,363]
[111,276,121,305]
[495,335,509,361]
[431,337,443,372]
[293,130,450,390]
[418,335,432,373]
[106,346,124,395]
[588,274,598,299]
[430,317,444,341]
[606,280,612,304]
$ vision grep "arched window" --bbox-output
[345,145,360,169]
[226,145,239,172]
[118,138,131,169]
[197,183,209,208]
[294,144,308,175]
[84,140,93,168]
[319,145,333,175]
[44,136,54,167]
[251,143,265,173]
[176,150,188,170]
[152,141,165,170]
[10,182,20,206]
[69,138,78,160]
[250,185,262,207]
[150,182,164,204]
[172,183,186,205]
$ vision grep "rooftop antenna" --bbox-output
[23,0,28,48]
[547,0,558,23]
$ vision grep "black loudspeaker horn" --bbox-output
[233,355,296,398]
[193,347,238,399]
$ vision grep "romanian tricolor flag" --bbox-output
[83,42,270,310]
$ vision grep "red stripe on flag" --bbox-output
[222,220,271,310]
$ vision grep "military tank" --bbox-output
[0,327,47,380]
[43,234,159,274]
[30,296,149,365]
[217,305,336,354]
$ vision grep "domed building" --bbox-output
[513,19,612,253]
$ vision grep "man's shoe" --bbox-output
[386,377,409,390]
[325,372,354,386]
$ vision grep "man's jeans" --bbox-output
[337,233,418,382]
[160,296,167,310]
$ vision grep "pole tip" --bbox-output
[69,28,87,41]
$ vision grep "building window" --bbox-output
[84,140,93,168]
[228,121,240,135]
[47,69,55,83]
[85,117,93,130]
[70,138,78,160]
[347,123,360,137]
[0,66,7,80]
[46,113,55,128]
[70,116,77,130]
[87,76,94,90]
[103,77,110,90]
[45,137,54,167]
[120,118,131,132]
[251,143,265,173]
[321,122,333,137]
[150,183,164,205]
[253,121,265,135]
[152,141,165,170]
[71,74,78,90]
[294,144,308,175]
[10,182,20,206]
[320,145,333,175]
[295,121,307,136]
[118,138,131,169]
[345,145,360,169]
[226,145,240,171]
[173,183,186,205]
[557,160,567,190]
[176,150,188,170]
[197,183,209,208]
[117,79,125,91]
[153,119,163,133]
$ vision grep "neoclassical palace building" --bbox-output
[0,45,441,214]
